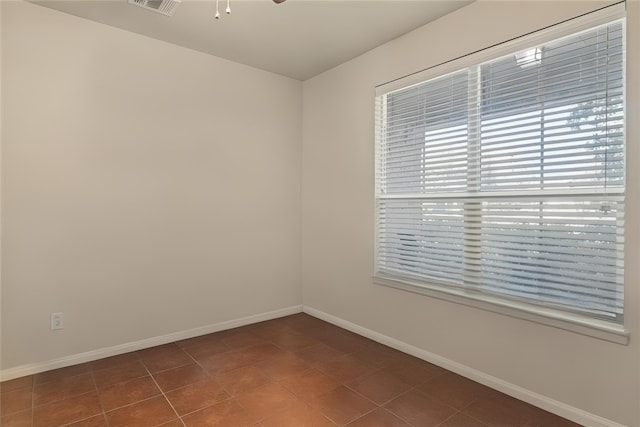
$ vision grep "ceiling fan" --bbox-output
[128,0,286,19]
[213,0,286,19]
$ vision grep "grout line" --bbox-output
[144,361,194,376]
[30,388,102,427]
[31,375,35,427]
[100,394,164,413]
[178,340,236,401]
[143,366,187,427]
[377,406,420,427]
[173,392,235,419]
[88,370,109,427]
[457,409,491,427]
[58,412,106,427]
[433,410,464,427]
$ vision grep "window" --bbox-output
[374,12,626,340]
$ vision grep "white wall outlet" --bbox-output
[51,312,64,330]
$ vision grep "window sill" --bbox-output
[373,274,629,345]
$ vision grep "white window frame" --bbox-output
[373,3,629,345]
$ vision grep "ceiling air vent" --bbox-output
[128,0,181,17]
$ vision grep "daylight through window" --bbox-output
[374,17,625,327]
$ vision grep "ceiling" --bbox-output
[32,0,473,80]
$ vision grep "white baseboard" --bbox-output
[303,306,627,427]
[0,305,302,382]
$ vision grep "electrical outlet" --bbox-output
[51,312,64,330]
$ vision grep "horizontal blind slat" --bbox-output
[375,18,625,322]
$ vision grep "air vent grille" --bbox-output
[128,0,181,16]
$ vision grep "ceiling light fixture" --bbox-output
[214,0,231,19]
[129,0,286,20]
[215,0,287,20]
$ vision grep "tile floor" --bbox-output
[1,313,581,427]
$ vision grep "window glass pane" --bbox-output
[375,18,625,324]
[479,22,624,191]
[378,200,465,285]
[476,197,623,320]
[382,71,468,195]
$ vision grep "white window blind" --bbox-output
[375,17,625,325]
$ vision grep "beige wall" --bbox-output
[302,1,640,426]
[1,1,302,369]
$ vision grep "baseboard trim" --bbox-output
[0,305,303,381]
[303,306,627,427]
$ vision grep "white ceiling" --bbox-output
[32,0,473,80]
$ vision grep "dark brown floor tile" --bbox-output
[269,331,319,352]
[346,369,412,405]
[0,410,31,427]
[306,324,355,344]
[1,388,33,416]
[345,408,411,427]
[261,400,336,427]
[199,350,254,375]
[92,360,148,388]
[257,352,311,380]
[315,354,375,384]
[463,394,547,427]
[157,421,184,427]
[165,378,230,415]
[200,344,281,375]
[418,373,490,410]
[90,353,139,372]
[318,331,370,354]
[384,389,457,427]
[33,364,91,385]
[180,338,230,360]
[181,399,258,427]
[439,413,488,427]
[308,386,375,426]
[138,344,193,373]
[536,412,583,427]
[0,377,33,394]
[235,382,299,420]
[349,346,403,369]
[66,414,109,426]
[152,364,210,393]
[279,368,340,401]
[384,359,446,387]
[295,343,346,366]
[33,391,102,427]
[106,395,177,427]
[33,372,96,407]
[214,366,271,396]
[219,331,267,350]
[236,343,287,363]
[245,323,296,341]
[97,376,161,411]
